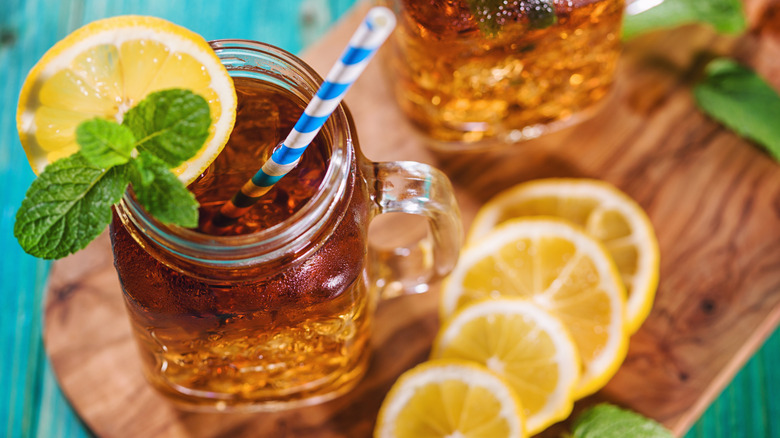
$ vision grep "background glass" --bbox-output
[379,0,625,149]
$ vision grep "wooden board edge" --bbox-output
[671,304,780,436]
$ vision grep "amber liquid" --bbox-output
[384,0,624,144]
[110,77,372,410]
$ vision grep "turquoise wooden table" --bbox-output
[1,0,778,437]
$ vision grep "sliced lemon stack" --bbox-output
[468,179,659,333]
[441,218,628,399]
[431,299,580,435]
[376,180,658,436]
[375,360,527,438]
[17,15,237,184]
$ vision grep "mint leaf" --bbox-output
[123,89,211,168]
[130,151,199,228]
[15,88,210,259]
[76,118,136,168]
[467,0,556,36]
[572,404,673,438]
[14,153,130,259]
[693,58,780,161]
[624,0,746,39]
[524,0,556,30]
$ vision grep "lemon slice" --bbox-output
[375,360,527,438]
[469,179,659,334]
[16,15,237,184]
[441,218,628,398]
[431,299,580,435]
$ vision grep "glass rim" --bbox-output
[116,39,354,265]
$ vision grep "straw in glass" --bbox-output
[215,6,396,225]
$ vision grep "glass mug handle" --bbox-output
[364,160,463,299]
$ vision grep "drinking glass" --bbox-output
[109,40,462,412]
[379,0,627,149]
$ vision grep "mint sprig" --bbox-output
[622,1,779,163]
[571,404,674,438]
[624,0,746,39]
[14,155,131,259]
[130,151,199,228]
[76,119,136,168]
[124,88,211,167]
[467,0,556,37]
[693,59,780,162]
[15,89,209,259]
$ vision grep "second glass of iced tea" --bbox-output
[380,0,625,148]
[110,40,462,411]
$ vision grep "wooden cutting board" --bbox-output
[43,1,780,437]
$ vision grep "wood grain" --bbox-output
[43,2,780,437]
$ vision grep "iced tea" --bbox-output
[111,77,373,410]
[382,0,625,145]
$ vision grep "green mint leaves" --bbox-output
[624,0,746,39]
[14,155,131,260]
[694,59,780,162]
[124,88,211,167]
[76,119,136,168]
[624,0,780,162]
[467,0,556,37]
[15,89,209,259]
[130,151,199,228]
[571,404,674,438]
[523,0,556,30]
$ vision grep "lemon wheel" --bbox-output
[469,179,659,334]
[375,360,527,438]
[17,15,236,184]
[442,218,629,398]
[432,299,580,435]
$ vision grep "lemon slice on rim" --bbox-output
[469,179,659,334]
[375,360,527,438]
[432,299,580,435]
[16,15,237,184]
[441,218,628,399]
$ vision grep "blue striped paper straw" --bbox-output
[218,7,396,221]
